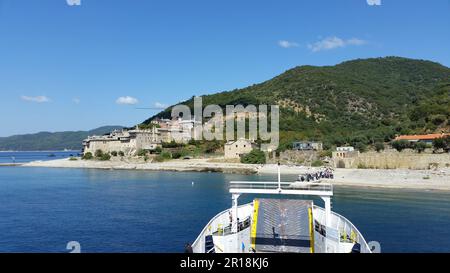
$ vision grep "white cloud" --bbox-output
[21,95,50,103]
[367,0,381,6]
[66,0,81,6]
[116,96,139,105]
[278,40,299,48]
[154,102,168,109]
[73,98,81,104]
[346,38,366,46]
[308,36,367,52]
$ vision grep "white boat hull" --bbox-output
[192,201,372,253]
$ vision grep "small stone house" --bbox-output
[224,139,257,159]
[333,146,359,159]
[332,146,360,168]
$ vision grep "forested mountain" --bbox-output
[0,126,123,151]
[145,57,450,150]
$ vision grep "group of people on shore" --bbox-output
[297,167,334,182]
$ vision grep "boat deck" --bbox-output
[251,198,314,253]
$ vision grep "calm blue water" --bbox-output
[0,166,449,253]
[0,151,80,164]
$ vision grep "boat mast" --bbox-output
[277,162,281,192]
[231,194,240,234]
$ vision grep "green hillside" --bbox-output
[144,57,450,151]
[0,126,124,151]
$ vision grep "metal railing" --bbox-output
[191,203,253,252]
[313,205,372,253]
[229,181,333,192]
[211,217,251,236]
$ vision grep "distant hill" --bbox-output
[0,126,124,151]
[144,57,450,150]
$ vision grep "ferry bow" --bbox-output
[191,167,373,253]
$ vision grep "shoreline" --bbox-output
[22,158,260,175]
[0,163,24,167]
[0,150,80,153]
[21,158,450,191]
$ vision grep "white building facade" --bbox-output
[82,117,198,156]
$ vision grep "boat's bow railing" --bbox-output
[313,205,372,253]
[229,181,333,196]
[191,203,253,253]
[229,181,291,190]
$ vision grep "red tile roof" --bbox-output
[395,133,450,141]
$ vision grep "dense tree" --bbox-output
[391,140,410,152]
[82,152,93,160]
[241,150,266,164]
[433,137,448,150]
[374,142,385,152]
[204,140,222,154]
[143,57,450,149]
[413,142,427,153]
[354,142,367,153]
[99,153,111,161]
[95,149,104,158]
[162,140,184,148]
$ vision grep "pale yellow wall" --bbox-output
[333,150,450,169]
[224,140,255,159]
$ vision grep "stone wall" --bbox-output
[224,139,255,159]
[275,150,319,165]
[84,140,135,156]
[333,149,450,169]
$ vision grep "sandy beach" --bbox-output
[21,157,450,191]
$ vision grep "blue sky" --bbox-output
[0,0,449,136]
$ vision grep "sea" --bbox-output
[0,151,80,164]
[0,152,450,253]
